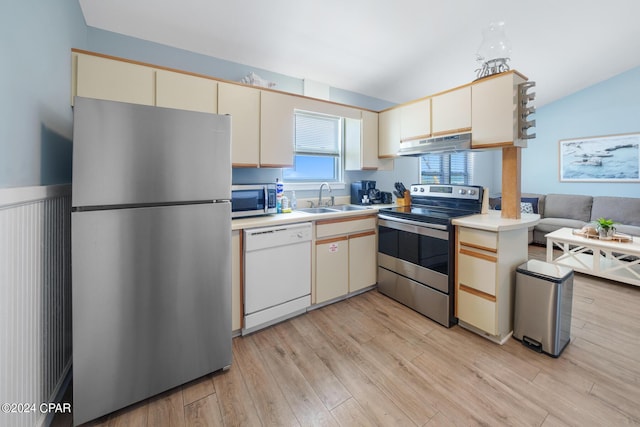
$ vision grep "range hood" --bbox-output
[398,132,471,156]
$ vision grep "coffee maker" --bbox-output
[351,180,384,205]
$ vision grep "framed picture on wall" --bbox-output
[559,132,640,182]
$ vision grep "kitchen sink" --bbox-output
[297,207,338,214]
[330,204,372,211]
[298,205,372,214]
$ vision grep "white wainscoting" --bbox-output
[0,184,72,427]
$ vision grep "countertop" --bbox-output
[452,210,540,232]
[231,204,392,231]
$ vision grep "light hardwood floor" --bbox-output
[54,245,640,426]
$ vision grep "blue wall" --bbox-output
[0,0,86,188]
[520,66,640,197]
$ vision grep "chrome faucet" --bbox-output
[318,182,332,207]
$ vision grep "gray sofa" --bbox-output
[490,193,640,245]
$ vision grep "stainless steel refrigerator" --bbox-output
[71,97,232,425]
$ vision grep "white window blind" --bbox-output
[420,152,474,184]
[294,111,340,155]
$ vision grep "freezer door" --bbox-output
[72,97,231,207]
[72,202,231,425]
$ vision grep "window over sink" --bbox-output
[283,111,343,184]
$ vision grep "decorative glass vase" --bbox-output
[475,21,512,79]
[598,227,615,240]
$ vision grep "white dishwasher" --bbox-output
[243,222,312,335]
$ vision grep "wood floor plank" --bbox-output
[147,387,185,427]
[182,374,215,406]
[226,336,299,426]
[272,320,352,411]
[300,310,416,426]
[251,327,339,426]
[329,398,376,427]
[184,394,224,427]
[211,360,262,426]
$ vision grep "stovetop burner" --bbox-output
[378,184,484,226]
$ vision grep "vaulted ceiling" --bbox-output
[79,0,640,106]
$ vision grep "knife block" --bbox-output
[396,190,410,206]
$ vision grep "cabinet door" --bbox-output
[218,83,260,167]
[344,117,364,171]
[348,232,377,293]
[260,90,295,167]
[399,98,431,141]
[156,70,217,113]
[316,237,349,304]
[471,73,526,148]
[75,53,155,106]
[432,86,471,136]
[458,252,497,296]
[378,108,400,158]
[457,287,497,335]
[361,110,380,169]
[231,230,242,332]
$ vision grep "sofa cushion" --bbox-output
[544,194,593,222]
[536,217,588,235]
[591,196,640,227]
[614,224,640,238]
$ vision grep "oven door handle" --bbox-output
[378,215,449,239]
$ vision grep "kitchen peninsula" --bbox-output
[453,210,540,343]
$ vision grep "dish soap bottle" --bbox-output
[275,178,284,213]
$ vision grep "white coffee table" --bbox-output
[546,227,640,286]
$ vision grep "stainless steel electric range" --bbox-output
[377,184,484,327]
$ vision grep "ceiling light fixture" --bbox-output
[475,21,511,80]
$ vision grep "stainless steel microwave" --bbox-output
[231,184,277,218]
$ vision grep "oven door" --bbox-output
[378,216,451,293]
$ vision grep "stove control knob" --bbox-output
[458,189,467,195]
[468,189,476,195]
[419,187,425,192]
[412,186,419,192]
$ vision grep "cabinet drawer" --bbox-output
[458,251,497,296]
[459,227,497,251]
[316,216,376,238]
[457,287,497,335]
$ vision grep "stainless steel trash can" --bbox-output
[513,259,574,357]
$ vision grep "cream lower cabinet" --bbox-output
[314,215,377,304]
[455,226,528,344]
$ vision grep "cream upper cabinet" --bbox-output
[74,53,155,106]
[218,82,261,167]
[399,98,431,142]
[361,110,382,169]
[471,71,528,149]
[260,90,296,167]
[345,111,382,171]
[378,108,400,158]
[431,86,471,136]
[156,70,217,113]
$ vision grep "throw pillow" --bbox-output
[521,197,539,214]
[520,202,534,214]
